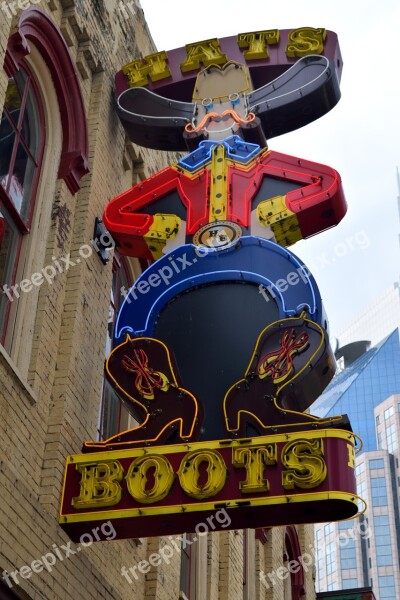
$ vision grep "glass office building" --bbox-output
[311,330,400,451]
[315,395,400,599]
[313,330,400,598]
[314,177,400,599]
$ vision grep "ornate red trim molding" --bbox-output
[255,527,270,545]
[4,7,90,194]
[284,526,306,600]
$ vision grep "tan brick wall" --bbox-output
[207,529,221,599]
[218,530,244,600]
[0,2,180,599]
[0,12,11,105]
[299,524,318,600]
[0,3,318,599]
[255,526,317,600]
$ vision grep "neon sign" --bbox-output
[60,430,358,542]
[60,26,360,542]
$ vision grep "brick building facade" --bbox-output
[0,2,316,599]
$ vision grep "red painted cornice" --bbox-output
[255,527,270,545]
[285,526,306,600]
[5,7,90,194]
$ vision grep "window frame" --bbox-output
[369,458,385,470]
[180,533,194,599]
[0,61,46,345]
[284,526,305,600]
[370,476,388,507]
[0,65,45,231]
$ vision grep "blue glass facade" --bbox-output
[311,330,400,451]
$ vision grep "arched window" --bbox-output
[0,63,45,342]
[0,6,89,359]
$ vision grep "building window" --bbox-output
[357,479,367,511]
[98,256,132,440]
[384,406,394,419]
[180,533,194,599]
[378,575,395,599]
[370,477,388,507]
[374,515,392,567]
[355,461,365,477]
[340,539,356,570]
[342,577,358,588]
[326,541,336,576]
[324,522,334,536]
[317,554,323,584]
[376,550,392,567]
[377,432,383,450]
[369,458,384,469]
[386,423,397,452]
[376,414,380,426]
[0,66,45,343]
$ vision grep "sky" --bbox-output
[138,0,400,337]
